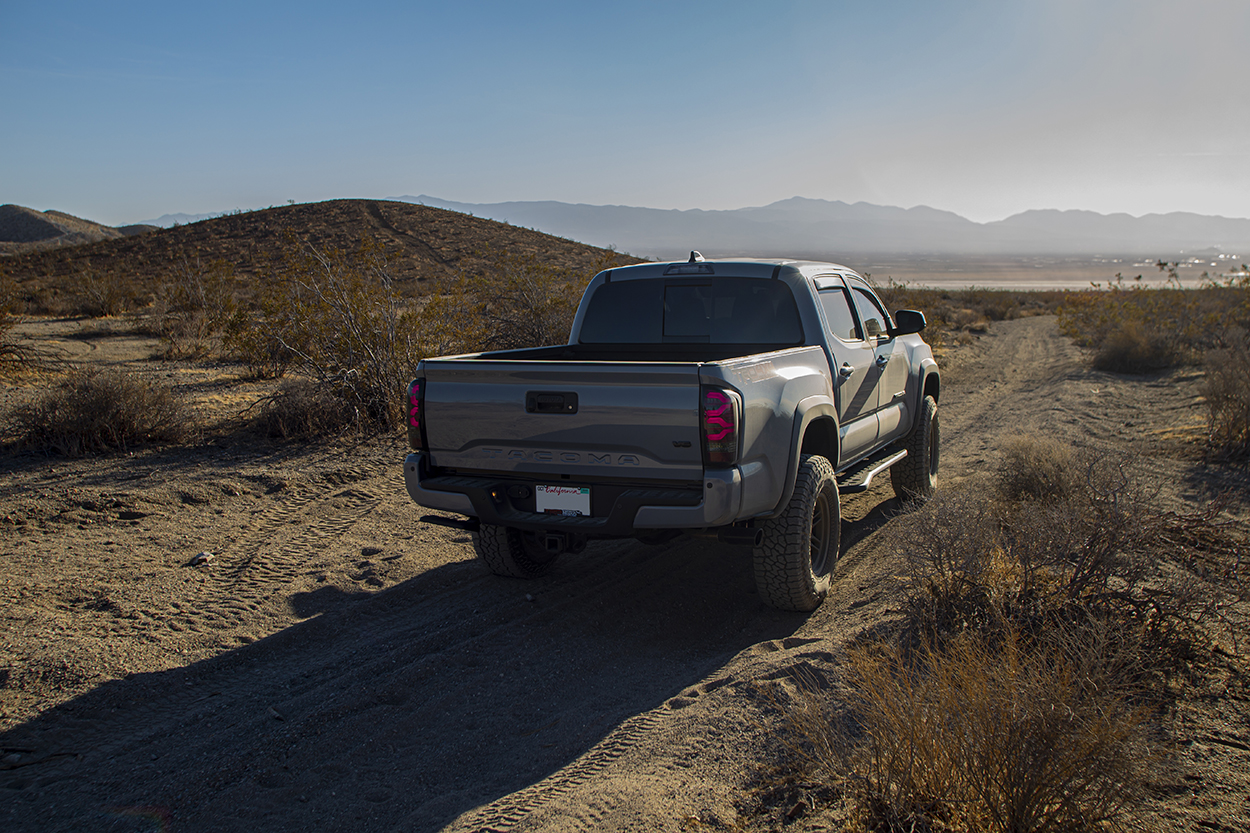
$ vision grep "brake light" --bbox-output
[407,378,426,451]
[701,387,740,466]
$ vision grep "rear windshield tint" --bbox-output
[579,278,804,344]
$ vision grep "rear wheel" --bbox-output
[892,394,939,502]
[475,524,560,578]
[752,454,840,611]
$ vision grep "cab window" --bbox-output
[579,277,804,344]
[850,286,890,340]
[818,288,860,341]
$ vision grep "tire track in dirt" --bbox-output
[6,513,797,833]
[937,315,1086,480]
[147,467,386,637]
[445,711,666,833]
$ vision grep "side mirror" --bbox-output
[891,309,926,336]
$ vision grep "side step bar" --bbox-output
[837,448,908,494]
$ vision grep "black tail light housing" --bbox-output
[406,378,427,451]
[701,386,741,467]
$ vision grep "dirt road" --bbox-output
[1,316,1244,832]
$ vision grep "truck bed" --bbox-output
[453,342,806,365]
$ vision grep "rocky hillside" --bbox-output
[0,199,640,300]
[0,204,156,254]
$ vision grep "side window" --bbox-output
[818,288,860,341]
[851,287,889,339]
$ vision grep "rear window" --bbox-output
[579,278,804,344]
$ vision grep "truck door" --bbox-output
[848,281,911,445]
[816,282,879,463]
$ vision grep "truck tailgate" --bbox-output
[421,360,705,481]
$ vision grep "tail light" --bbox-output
[701,386,740,466]
[406,378,426,451]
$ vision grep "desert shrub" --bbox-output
[1204,330,1250,463]
[251,378,358,439]
[76,263,137,317]
[12,368,193,455]
[1092,319,1178,373]
[148,255,237,358]
[900,446,1204,657]
[1057,272,1238,373]
[224,239,417,430]
[777,626,1150,833]
[996,433,1080,501]
[414,249,585,356]
[761,435,1244,831]
[0,273,25,368]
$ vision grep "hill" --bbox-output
[0,204,157,254]
[394,195,1250,260]
[0,199,641,304]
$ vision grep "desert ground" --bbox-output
[1,313,1247,832]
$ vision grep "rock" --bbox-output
[361,546,383,557]
[188,552,214,566]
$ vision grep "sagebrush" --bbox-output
[12,368,194,455]
[777,625,1150,833]
[225,239,417,431]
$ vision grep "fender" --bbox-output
[768,395,840,518]
[903,359,940,440]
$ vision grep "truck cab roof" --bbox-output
[597,257,861,283]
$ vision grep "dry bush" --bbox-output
[1092,319,1178,373]
[0,273,27,370]
[11,368,194,455]
[902,446,1202,660]
[75,263,137,317]
[759,437,1234,832]
[1204,330,1250,463]
[414,249,589,356]
[251,379,358,439]
[1057,276,1236,374]
[778,627,1150,833]
[224,239,416,430]
[147,255,237,358]
[996,433,1080,502]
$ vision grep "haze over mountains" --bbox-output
[21,196,1248,265]
[388,196,1250,261]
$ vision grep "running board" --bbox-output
[837,448,908,494]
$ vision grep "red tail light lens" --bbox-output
[407,378,426,450]
[702,387,739,466]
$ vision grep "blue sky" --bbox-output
[3,0,1247,226]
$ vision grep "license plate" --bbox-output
[536,485,591,516]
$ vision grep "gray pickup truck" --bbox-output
[403,254,939,610]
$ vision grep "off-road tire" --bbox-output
[475,524,559,578]
[892,394,939,502]
[752,454,840,611]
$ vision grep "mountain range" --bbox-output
[388,196,1250,260]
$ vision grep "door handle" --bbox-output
[875,355,889,367]
[839,363,855,378]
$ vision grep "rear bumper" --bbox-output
[403,453,742,535]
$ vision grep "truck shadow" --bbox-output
[1,535,808,832]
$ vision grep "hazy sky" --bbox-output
[3,0,1247,226]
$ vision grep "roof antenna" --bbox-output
[689,251,704,263]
